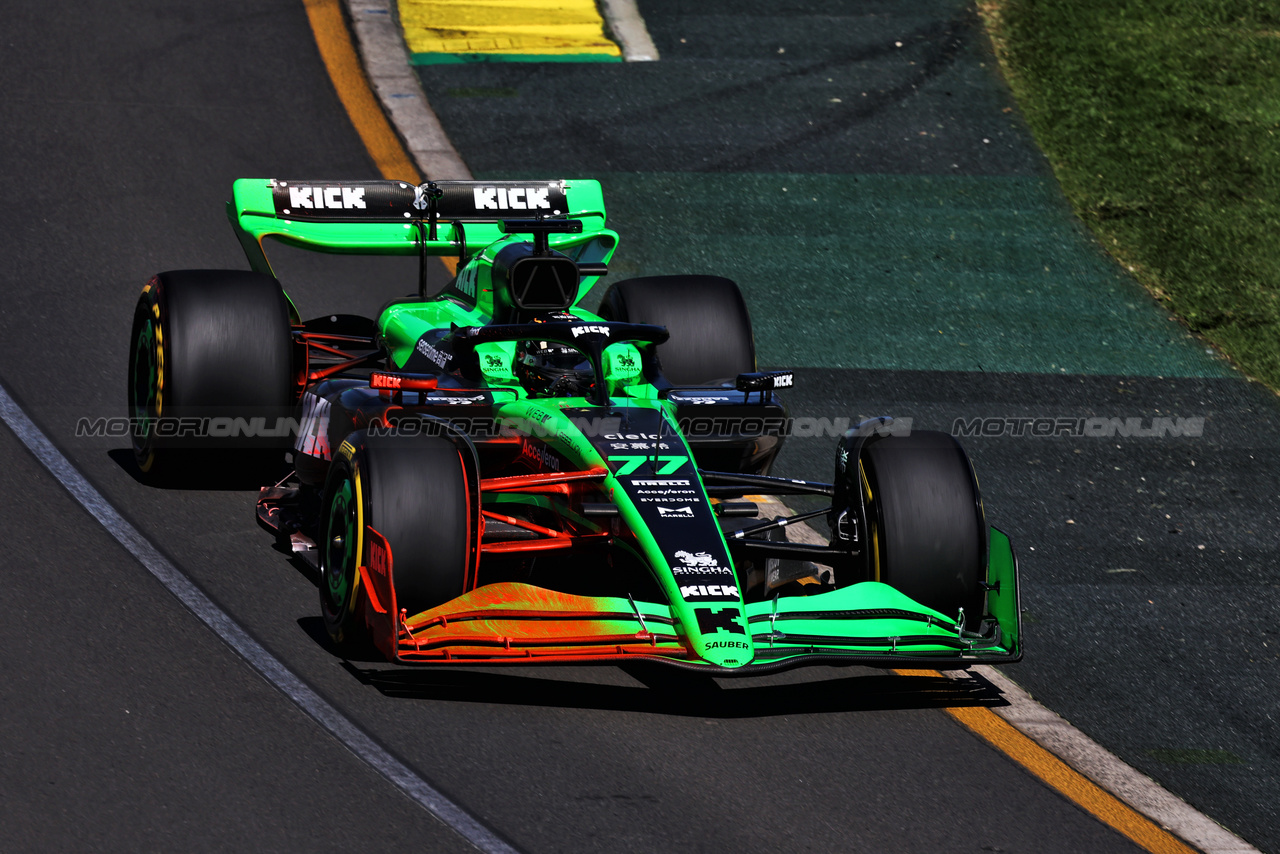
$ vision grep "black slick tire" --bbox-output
[860,431,987,629]
[127,270,293,481]
[319,431,474,648]
[597,275,755,385]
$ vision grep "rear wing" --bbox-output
[226,178,613,276]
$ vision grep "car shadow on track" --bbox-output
[108,447,290,491]
[329,656,1008,718]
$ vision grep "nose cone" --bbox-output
[683,603,752,667]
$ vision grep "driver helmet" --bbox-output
[515,339,594,397]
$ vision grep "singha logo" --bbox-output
[674,550,716,567]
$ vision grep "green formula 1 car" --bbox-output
[127,178,1021,672]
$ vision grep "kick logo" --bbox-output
[680,584,739,601]
[368,536,389,579]
[454,262,478,298]
[473,186,552,211]
[695,607,745,635]
[286,185,366,211]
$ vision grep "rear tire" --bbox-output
[597,275,755,385]
[860,431,987,629]
[319,431,474,648]
[128,270,293,481]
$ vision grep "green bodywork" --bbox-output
[230,178,1021,670]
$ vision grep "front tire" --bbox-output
[860,431,988,629]
[319,431,475,648]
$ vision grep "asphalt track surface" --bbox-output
[0,5,1267,854]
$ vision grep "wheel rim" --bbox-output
[323,477,360,614]
[130,307,161,464]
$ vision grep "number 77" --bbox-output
[608,455,688,475]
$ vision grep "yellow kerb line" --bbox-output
[894,669,1198,854]
[303,0,421,183]
[302,0,457,274]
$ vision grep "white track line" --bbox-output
[0,383,519,854]
[600,0,660,61]
[954,666,1258,853]
[348,0,472,179]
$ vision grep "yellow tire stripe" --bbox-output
[894,669,1198,854]
[858,460,881,581]
[351,460,364,611]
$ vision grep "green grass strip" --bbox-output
[1146,748,1246,765]
[411,52,622,65]
[980,0,1280,388]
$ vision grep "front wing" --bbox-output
[357,528,1022,673]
